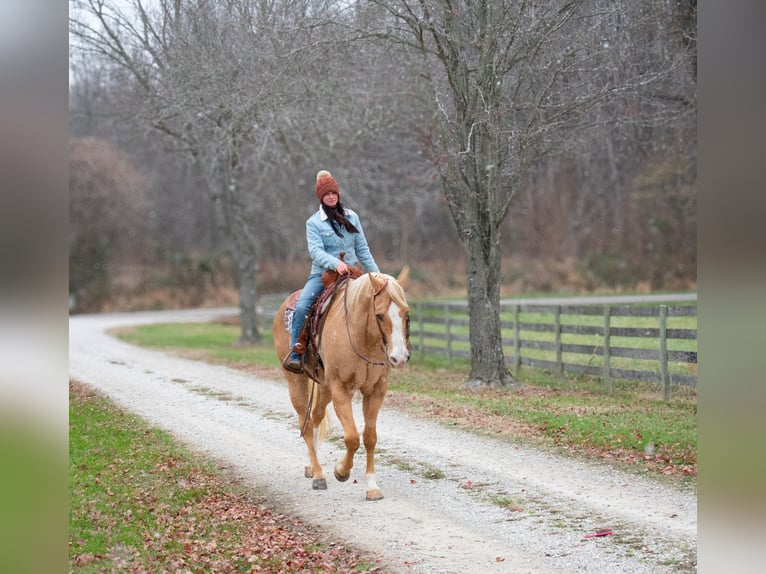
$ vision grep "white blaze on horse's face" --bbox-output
[386,301,410,368]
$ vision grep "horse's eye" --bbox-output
[375,314,384,322]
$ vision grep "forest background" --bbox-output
[68,0,696,327]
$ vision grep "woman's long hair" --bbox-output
[324,201,359,237]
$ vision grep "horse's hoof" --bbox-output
[304,466,313,478]
[366,489,384,501]
[312,478,327,490]
[334,468,350,482]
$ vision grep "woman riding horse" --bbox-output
[273,268,411,500]
[283,169,379,373]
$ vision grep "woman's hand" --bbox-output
[336,262,349,275]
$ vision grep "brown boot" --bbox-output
[283,343,305,374]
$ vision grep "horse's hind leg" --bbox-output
[361,382,387,501]
[288,377,328,490]
[331,390,359,484]
[304,385,332,490]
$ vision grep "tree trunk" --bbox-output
[235,252,260,344]
[463,221,515,388]
[205,157,261,344]
[227,173,261,344]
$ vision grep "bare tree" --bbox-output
[362,1,601,386]
[355,0,695,386]
[69,136,149,311]
[69,0,320,341]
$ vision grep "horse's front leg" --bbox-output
[331,390,359,484]
[361,381,387,501]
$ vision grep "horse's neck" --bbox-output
[343,279,374,334]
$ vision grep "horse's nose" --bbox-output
[389,351,410,368]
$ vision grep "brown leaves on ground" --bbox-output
[70,381,381,573]
[74,483,378,573]
[141,485,379,573]
[384,391,537,438]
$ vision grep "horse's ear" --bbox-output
[397,265,410,289]
[369,272,387,295]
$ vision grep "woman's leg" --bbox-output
[289,274,325,353]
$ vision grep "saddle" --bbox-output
[285,254,363,381]
[320,259,364,287]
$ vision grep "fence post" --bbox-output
[417,302,424,360]
[660,304,670,401]
[603,306,612,392]
[444,303,452,366]
[513,305,521,375]
[555,305,563,376]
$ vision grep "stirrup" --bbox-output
[283,352,304,374]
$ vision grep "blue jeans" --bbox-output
[290,273,325,351]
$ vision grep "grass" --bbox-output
[386,363,696,481]
[490,496,524,512]
[114,322,279,366]
[114,320,697,483]
[69,380,378,573]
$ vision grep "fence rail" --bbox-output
[259,294,698,394]
[412,300,697,395]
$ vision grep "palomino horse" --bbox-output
[272,269,410,501]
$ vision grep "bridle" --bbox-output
[342,280,389,367]
[341,276,411,366]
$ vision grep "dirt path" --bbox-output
[69,309,697,573]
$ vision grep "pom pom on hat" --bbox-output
[315,170,340,202]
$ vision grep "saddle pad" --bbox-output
[282,283,341,335]
[285,289,302,311]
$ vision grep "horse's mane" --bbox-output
[345,273,409,311]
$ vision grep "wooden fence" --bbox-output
[412,301,697,395]
[259,295,698,394]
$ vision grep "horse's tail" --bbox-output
[307,381,332,442]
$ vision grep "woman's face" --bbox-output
[322,191,339,207]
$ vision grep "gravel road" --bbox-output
[69,308,697,574]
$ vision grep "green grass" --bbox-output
[69,382,238,570]
[69,381,376,572]
[458,390,696,459]
[115,322,281,367]
[115,320,697,482]
[421,464,446,480]
[387,362,696,479]
[490,496,524,512]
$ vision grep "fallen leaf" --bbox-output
[73,553,96,567]
[583,529,613,539]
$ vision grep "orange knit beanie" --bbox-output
[315,170,340,202]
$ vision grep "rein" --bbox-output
[342,279,388,368]
[300,380,316,438]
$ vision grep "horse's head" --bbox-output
[369,269,411,368]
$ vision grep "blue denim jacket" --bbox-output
[307,206,379,275]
